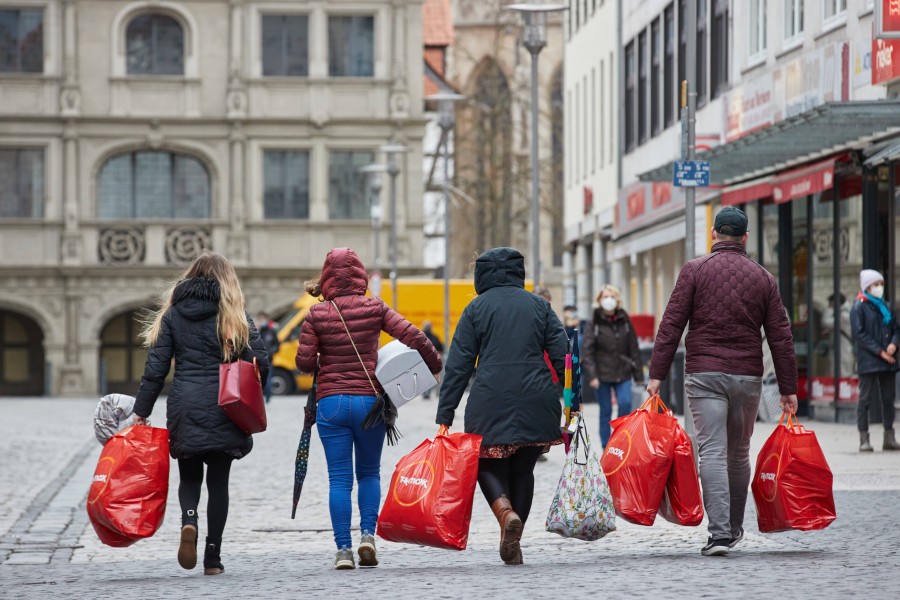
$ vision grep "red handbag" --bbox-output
[751,413,836,533]
[218,356,267,434]
[377,432,482,550]
[87,425,170,547]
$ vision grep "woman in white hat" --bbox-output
[849,269,900,452]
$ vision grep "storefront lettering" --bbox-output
[626,187,646,220]
[872,36,900,84]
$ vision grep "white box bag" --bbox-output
[375,340,438,408]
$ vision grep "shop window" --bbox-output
[97,151,210,219]
[126,14,184,75]
[100,310,163,395]
[0,148,43,218]
[664,3,675,127]
[748,0,766,59]
[328,150,374,220]
[262,15,309,77]
[0,310,44,396]
[710,0,728,99]
[651,19,661,137]
[625,40,635,152]
[784,0,804,41]
[264,150,310,219]
[328,16,374,77]
[0,9,43,73]
[638,30,648,145]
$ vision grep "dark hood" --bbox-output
[172,276,220,321]
[320,248,369,300]
[474,247,526,295]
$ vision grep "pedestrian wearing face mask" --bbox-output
[850,269,900,452]
[581,285,643,448]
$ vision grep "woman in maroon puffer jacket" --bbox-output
[296,248,442,570]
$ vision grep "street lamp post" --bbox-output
[505,2,567,287]
[380,143,408,311]
[425,92,466,352]
[360,163,388,295]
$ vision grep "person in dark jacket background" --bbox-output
[296,248,441,570]
[436,247,568,566]
[581,284,643,448]
[850,269,900,452]
[256,311,280,404]
[133,252,269,575]
[647,207,797,557]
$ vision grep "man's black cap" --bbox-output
[714,207,748,237]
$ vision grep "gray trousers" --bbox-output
[685,372,762,541]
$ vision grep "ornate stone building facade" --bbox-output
[0,0,427,396]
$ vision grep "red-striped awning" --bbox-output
[721,178,773,206]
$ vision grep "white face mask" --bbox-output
[600,297,618,312]
[870,285,885,299]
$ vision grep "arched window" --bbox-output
[0,309,44,396]
[126,14,184,75]
[98,151,210,219]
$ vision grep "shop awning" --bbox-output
[721,177,773,206]
[638,101,900,185]
[771,157,838,203]
[865,137,900,167]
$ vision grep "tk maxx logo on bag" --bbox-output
[87,457,116,505]
[601,429,633,476]
[393,460,434,507]
[757,453,781,502]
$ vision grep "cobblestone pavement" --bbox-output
[1,394,898,599]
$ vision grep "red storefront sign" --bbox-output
[721,178,773,206]
[651,182,672,208]
[626,185,646,220]
[583,186,593,215]
[772,159,835,203]
[873,35,900,84]
[876,0,900,39]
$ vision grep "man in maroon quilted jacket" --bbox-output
[646,207,798,557]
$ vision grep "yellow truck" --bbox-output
[267,279,481,396]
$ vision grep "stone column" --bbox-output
[592,232,604,302]
[227,125,250,265]
[562,246,575,309]
[60,0,82,265]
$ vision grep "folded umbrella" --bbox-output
[292,374,317,519]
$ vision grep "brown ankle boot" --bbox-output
[884,429,900,451]
[490,497,523,565]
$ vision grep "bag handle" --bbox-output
[331,301,380,397]
[779,411,805,433]
[571,413,590,466]
[395,372,419,402]
[639,393,672,415]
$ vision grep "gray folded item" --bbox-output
[94,393,143,445]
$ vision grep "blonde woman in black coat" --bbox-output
[132,252,269,575]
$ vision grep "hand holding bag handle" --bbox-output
[330,301,401,445]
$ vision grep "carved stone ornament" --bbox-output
[166,226,212,265]
[98,227,146,265]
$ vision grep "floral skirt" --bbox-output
[479,438,563,459]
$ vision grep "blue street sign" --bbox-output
[673,160,710,187]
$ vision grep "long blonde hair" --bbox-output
[142,252,249,361]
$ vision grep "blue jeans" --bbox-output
[595,380,633,448]
[316,394,386,550]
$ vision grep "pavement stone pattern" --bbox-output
[0,394,898,599]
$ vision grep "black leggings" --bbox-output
[477,446,544,523]
[177,453,234,545]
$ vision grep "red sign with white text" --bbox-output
[873,34,900,84]
[879,0,900,37]
[772,159,835,203]
[626,186,646,220]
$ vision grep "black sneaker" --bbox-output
[728,528,744,549]
[701,537,730,557]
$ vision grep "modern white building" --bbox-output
[0,0,430,397]
[562,0,619,319]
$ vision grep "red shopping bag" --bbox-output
[658,424,704,526]
[600,395,677,526]
[377,432,482,550]
[752,414,836,533]
[86,425,170,547]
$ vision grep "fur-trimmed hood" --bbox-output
[172,276,221,321]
